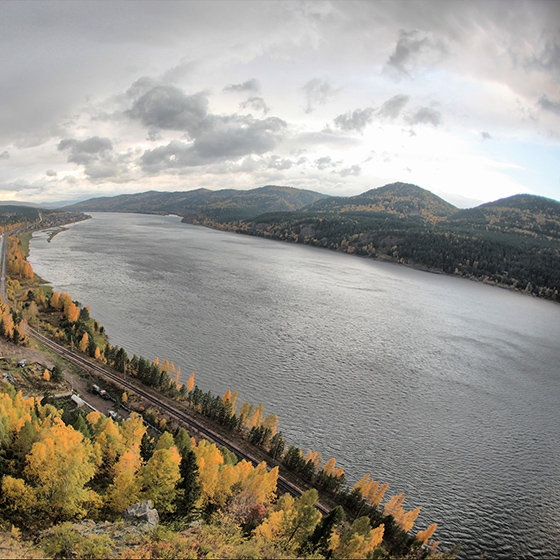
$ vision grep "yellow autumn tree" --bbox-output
[238,402,254,429]
[50,291,60,310]
[58,292,72,313]
[105,446,143,513]
[354,473,389,507]
[19,417,99,521]
[187,372,195,392]
[382,493,421,532]
[79,333,89,353]
[43,369,50,382]
[66,302,79,323]
[193,439,225,504]
[416,523,438,545]
[139,443,181,513]
[332,517,385,559]
[255,489,321,553]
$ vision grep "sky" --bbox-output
[1,0,560,208]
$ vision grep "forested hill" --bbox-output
[304,182,458,222]
[64,185,327,221]
[219,185,560,302]
[63,182,560,301]
[445,194,560,239]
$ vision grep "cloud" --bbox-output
[314,156,340,170]
[57,136,134,181]
[378,94,410,119]
[58,136,113,165]
[538,95,560,115]
[223,79,260,93]
[337,165,361,177]
[146,129,162,142]
[141,115,287,171]
[405,107,442,127]
[240,97,270,114]
[334,108,375,133]
[302,78,338,113]
[480,131,492,140]
[386,29,447,76]
[127,84,209,135]
[193,115,286,159]
[46,169,57,176]
[267,155,293,170]
[333,95,409,133]
[161,60,196,84]
[0,151,10,160]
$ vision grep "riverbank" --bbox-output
[26,211,560,558]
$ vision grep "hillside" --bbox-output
[219,189,560,301]
[64,185,327,221]
[62,183,560,301]
[305,182,458,222]
[445,194,560,240]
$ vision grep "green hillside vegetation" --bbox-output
[65,185,327,222]
[219,185,560,302]
[63,182,560,301]
[306,182,458,221]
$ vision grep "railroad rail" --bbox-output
[28,327,329,513]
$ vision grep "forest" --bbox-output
[65,182,560,301]
[204,187,560,301]
[0,220,456,557]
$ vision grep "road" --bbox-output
[0,233,6,302]
[28,326,329,512]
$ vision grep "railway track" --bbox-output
[29,327,328,513]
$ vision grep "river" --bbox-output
[28,212,560,559]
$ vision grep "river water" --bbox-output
[28,212,560,558]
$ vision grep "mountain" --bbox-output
[221,188,560,302]
[305,182,458,222]
[61,182,560,300]
[444,194,560,240]
[64,185,328,221]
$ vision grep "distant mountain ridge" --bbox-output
[63,182,560,301]
[64,185,327,221]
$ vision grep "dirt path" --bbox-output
[0,337,125,418]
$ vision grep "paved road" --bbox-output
[0,234,6,302]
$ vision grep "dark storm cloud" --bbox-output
[378,94,410,119]
[538,95,560,115]
[240,97,270,114]
[58,136,113,165]
[333,108,375,133]
[405,107,442,127]
[127,85,209,135]
[141,115,287,171]
[302,79,338,113]
[223,79,261,93]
